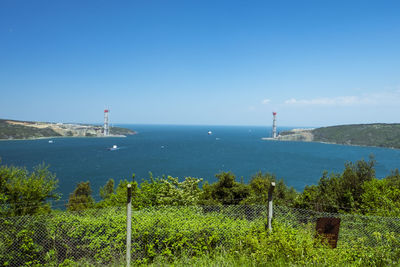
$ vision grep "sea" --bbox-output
[1,124,400,202]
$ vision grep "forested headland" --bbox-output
[277,123,400,149]
[1,158,400,266]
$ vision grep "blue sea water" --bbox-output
[1,124,400,202]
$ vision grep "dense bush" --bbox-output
[0,163,59,216]
[295,157,400,217]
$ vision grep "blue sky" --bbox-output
[1,0,400,127]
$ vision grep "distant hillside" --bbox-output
[0,119,136,140]
[275,123,400,149]
[109,126,136,136]
[0,119,61,140]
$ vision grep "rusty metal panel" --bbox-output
[316,217,341,248]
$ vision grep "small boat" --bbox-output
[48,140,54,143]
[208,131,212,135]
[108,145,119,151]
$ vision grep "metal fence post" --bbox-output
[268,182,276,232]
[126,184,132,266]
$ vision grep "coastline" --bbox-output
[0,134,131,141]
[262,137,399,150]
[0,118,137,141]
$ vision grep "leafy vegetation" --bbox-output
[0,163,59,216]
[1,158,400,265]
[1,206,400,266]
[296,157,377,213]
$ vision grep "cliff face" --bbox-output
[0,119,135,140]
[272,124,400,149]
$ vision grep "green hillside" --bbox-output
[312,123,400,148]
[0,119,61,140]
[109,126,136,135]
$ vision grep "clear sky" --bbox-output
[1,0,400,127]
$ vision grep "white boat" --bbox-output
[208,131,212,135]
[108,145,119,151]
[48,140,54,143]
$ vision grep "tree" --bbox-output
[296,172,342,212]
[139,172,164,207]
[100,178,115,200]
[360,176,400,217]
[67,181,94,211]
[339,158,375,209]
[157,176,203,206]
[0,163,59,216]
[96,174,141,208]
[200,172,250,205]
[244,172,298,205]
[296,158,377,213]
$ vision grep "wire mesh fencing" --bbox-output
[274,205,400,248]
[0,204,400,266]
[0,206,127,266]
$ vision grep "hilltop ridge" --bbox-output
[0,119,136,140]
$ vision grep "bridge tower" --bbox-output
[104,109,109,136]
[272,112,277,138]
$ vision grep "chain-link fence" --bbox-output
[274,205,400,248]
[1,204,400,266]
